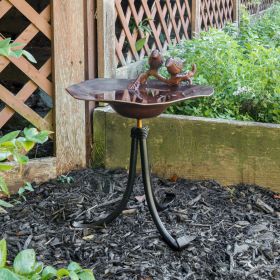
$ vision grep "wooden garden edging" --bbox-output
[94,107,280,193]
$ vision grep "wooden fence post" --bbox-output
[52,0,87,174]
[233,0,240,25]
[191,0,201,37]
[97,0,116,78]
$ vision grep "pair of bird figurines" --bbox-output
[129,49,196,90]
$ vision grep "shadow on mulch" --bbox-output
[1,168,280,280]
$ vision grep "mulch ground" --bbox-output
[1,168,280,280]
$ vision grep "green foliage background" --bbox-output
[163,4,280,124]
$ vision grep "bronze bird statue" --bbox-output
[129,49,197,90]
[129,49,166,90]
[165,58,197,86]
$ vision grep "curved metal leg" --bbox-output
[153,190,176,211]
[138,127,190,251]
[72,129,138,228]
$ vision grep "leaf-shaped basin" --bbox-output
[67,79,214,119]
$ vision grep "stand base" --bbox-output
[73,126,190,251]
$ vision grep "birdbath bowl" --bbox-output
[66,78,213,119]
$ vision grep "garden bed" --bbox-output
[93,108,280,193]
[0,168,279,279]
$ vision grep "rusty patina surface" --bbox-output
[67,79,213,119]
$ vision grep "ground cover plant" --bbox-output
[0,128,50,209]
[0,239,95,279]
[164,4,280,124]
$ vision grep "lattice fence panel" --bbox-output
[115,0,192,67]
[0,0,53,132]
[200,0,234,30]
[241,0,274,14]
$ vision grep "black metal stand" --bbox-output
[75,126,190,250]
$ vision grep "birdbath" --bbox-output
[67,50,214,251]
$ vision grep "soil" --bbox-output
[0,168,280,280]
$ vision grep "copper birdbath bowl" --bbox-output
[67,79,213,119]
[67,51,214,251]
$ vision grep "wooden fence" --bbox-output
[0,0,88,189]
[0,0,53,132]
[200,0,234,30]
[115,0,192,68]
[99,0,274,78]
[241,0,274,14]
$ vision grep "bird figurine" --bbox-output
[165,58,197,86]
[129,49,197,90]
[128,49,166,90]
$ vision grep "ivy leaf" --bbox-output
[16,138,35,153]
[0,177,9,196]
[13,249,36,275]
[0,200,13,208]
[0,131,20,144]
[13,153,29,165]
[69,271,79,280]
[68,262,82,273]
[0,268,21,280]
[0,163,13,172]
[0,240,7,268]
[78,269,96,280]
[135,38,146,51]
[22,50,37,63]
[56,268,70,278]
[0,38,11,48]
[41,266,57,280]
[33,261,44,274]
[23,128,50,144]
[9,50,23,58]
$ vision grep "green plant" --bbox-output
[162,3,280,124]
[0,239,95,280]
[0,128,51,208]
[129,18,153,51]
[57,175,74,184]
[0,37,36,63]
[18,182,35,200]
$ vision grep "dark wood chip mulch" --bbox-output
[1,168,280,280]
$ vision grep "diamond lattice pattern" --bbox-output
[115,0,192,67]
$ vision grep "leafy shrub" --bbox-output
[0,239,95,279]
[163,4,280,123]
[0,128,50,208]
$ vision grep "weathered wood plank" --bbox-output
[0,0,12,19]
[97,0,116,78]
[84,0,97,165]
[52,0,87,174]
[233,0,240,24]
[192,0,201,36]
[2,157,57,193]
